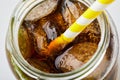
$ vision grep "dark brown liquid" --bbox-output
[18,0,101,73]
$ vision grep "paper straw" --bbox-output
[46,0,115,55]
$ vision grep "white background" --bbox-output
[0,0,120,80]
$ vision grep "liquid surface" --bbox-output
[19,0,101,73]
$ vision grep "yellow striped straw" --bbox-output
[46,0,115,55]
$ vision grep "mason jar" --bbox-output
[6,0,119,80]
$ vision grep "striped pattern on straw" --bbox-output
[60,0,115,43]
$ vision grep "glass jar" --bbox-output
[6,0,119,80]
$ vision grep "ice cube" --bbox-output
[25,0,59,21]
[55,42,98,72]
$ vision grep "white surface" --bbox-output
[0,0,120,80]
